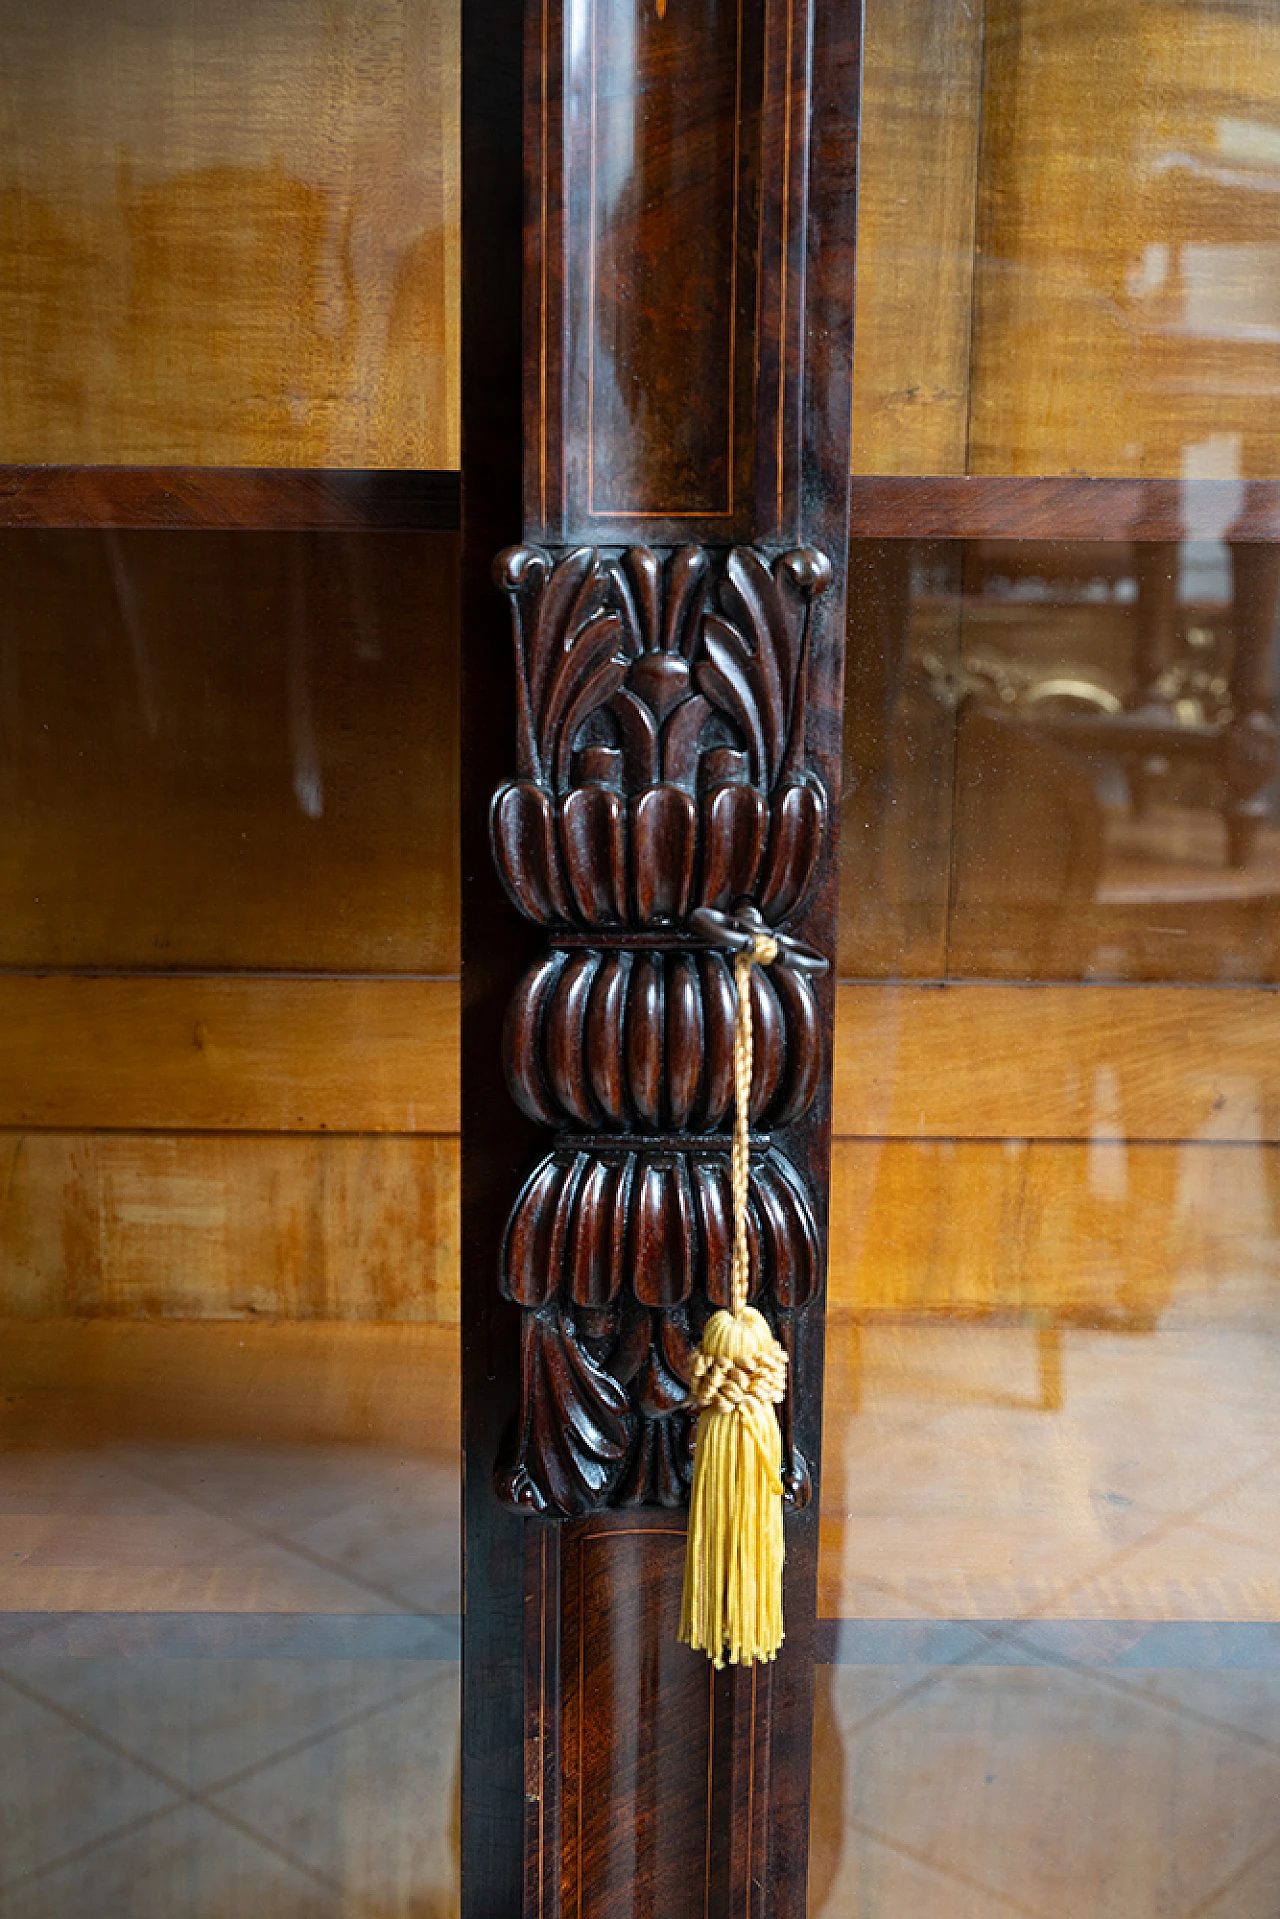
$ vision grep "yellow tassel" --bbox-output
[680,929,788,1667]
[680,1304,787,1667]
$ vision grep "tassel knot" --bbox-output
[689,1317,788,1416]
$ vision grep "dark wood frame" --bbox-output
[461,2,858,1914]
[7,469,1280,543]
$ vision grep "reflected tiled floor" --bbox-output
[10,1305,1280,1916]
[0,1323,461,1918]
[813,1310,1280,1916]
[821,1320,1280,1620]
[814,1654,1280,1919]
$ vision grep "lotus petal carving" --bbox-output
[500,1145,821,1312]
[505,946,822,1133]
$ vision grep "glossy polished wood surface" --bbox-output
[466,0,860,1910]
[0,466,461,530]
[0,0,459,469]
[848,476,1280,542]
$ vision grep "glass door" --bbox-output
[814,5,1280,1914]
[0,7,462,1914]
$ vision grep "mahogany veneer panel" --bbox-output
[0,976,458,1133]
[848,477,1280,541]
[558,1526,714,1919]
[0,467,461,530]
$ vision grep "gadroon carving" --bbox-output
[491,544,832,1516]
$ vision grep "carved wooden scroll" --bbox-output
[460,1,860,1914]
[491,541,831,1519]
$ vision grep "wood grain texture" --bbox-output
[465,0,861,1908]
[828,1137,1213,1325]
[0,528,459,973]
[0,1317,458,1448]
[968,0,1280,477]
[0,0,459,468]
[833,982,1280,1144]
[847,476,1280,541]
[850,0,984,474]
[13,976,1271,1148]
[0,976,458,1133]
[0,466,461,530]
[0,1130,459,1321]
[559,1523,712,1919]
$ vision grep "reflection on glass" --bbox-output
[0,530,459,972]
[825,532,1280,1914]
[0,1325,461,1915]
[0,528,461,1912]
[843,533,1280,983]
[854,0,1280,477]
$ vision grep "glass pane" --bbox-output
[0,0,459,467]
[820,530,1280,1913]
[0,529,459,972]
[0,531,460,1915]
[854,0,1280,479]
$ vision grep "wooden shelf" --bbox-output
[0,466,461,531]
[849,475,1280,541]
[10,470,1280,544]
[8,469,1279,541]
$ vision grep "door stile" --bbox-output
[461,3,862,1913]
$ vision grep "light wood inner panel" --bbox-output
[833,982,1280,1143]
[0,1318,457,1448]
[827,1136,1268,1324]
[13,977,1272,1146]
[0,0,459,467]
[0,530,459,973]
[0,1132,458,1322]
[0,976,458,1134]
[969,0,1280,477]
[5,978,1274,1321]
[853,0,1280,475]
[849,0,984,474]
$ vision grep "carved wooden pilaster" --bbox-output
[461,2,860,1914]
[490,541,830,1523]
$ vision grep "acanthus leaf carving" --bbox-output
[491,543,832,934]
[495,1305,634,1517]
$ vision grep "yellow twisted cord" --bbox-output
[730,934,777,1317]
